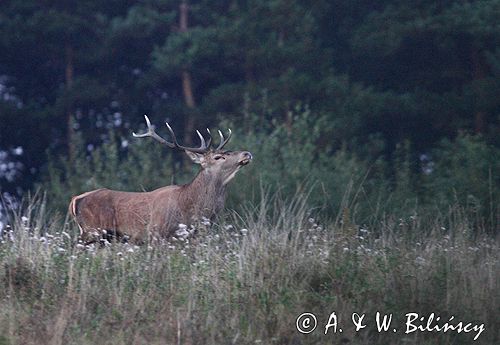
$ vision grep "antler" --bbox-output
[164,122,211,153]
[216,128,232,150]
[132,115,175,148]
[133,115,210,153]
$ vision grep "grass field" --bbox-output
[0,194,498,345]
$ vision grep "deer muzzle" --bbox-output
[239,151,253,166]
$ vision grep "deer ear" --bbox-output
[185,151,204,164]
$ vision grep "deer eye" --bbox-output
[214,155,225,160]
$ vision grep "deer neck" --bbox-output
[182,168,226,218]
[190,168,225,192]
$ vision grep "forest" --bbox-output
[0,0,498,209]
[0,1,499,344]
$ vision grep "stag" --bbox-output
[69,115,252,243]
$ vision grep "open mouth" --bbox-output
[239,158,251,166]
[238,152,253,166]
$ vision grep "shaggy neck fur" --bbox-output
[180,168,227,220]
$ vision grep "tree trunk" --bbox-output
[179,1,196,146]
[471,48,487,134]
[65,44,76,161]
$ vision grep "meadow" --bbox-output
[1,2,499,344]
[0,190,498,345]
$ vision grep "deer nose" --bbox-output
[239,151,253,165]
[242,151,253,160]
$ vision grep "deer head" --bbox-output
[133,115,252,185]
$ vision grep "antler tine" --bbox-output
[165,122,209,153]
[196,130,207,149]
[206,128,212,148]
[216,128,232,150]
[133,115,175,148]
[165,122,179,144]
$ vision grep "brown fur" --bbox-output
[70,150,252,243]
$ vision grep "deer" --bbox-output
[68,115,252,244]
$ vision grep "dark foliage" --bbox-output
[0,0,498,230]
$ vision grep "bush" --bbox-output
[42,111,498,233]
[423,134,499,231]
[43,131,174,212]
[224,107,371,218]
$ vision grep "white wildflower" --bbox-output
[415,256,426,266]
[99,238,110,246]
[175,228,189,241]
[12,146,23,155]
[201,217,211,226]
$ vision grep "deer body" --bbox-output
[69,116,252,243]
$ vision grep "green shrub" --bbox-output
[42,112,498,233]
[224,107,371,218]
[423,134,499,231]
[43,131,174,212]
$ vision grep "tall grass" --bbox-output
[0,192,498,345]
